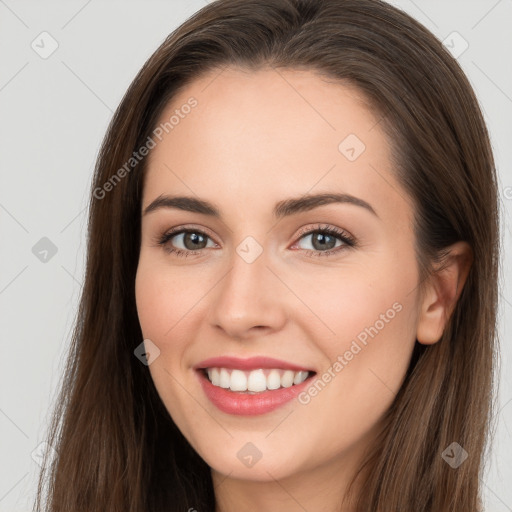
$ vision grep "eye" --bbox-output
[291,224,356,257]
[156,227,217,257]
[155,223,356,258]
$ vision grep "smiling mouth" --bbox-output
[200,367,316,394]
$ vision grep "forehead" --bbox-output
[143,67,412,227]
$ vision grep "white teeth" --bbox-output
[219,368,230,388]
[267,369,281,390]
[204,367,311,392]
[293,370,309,385]
[247,369,267,392]
[209,368,220,386]
[230,369,247,391]
[281,370,294,388]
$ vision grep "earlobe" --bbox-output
[416,241,473,345]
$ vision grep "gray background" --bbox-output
[0,1,511,510]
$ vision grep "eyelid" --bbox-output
[293,223,354,242]
[155,222,356,256]
[159,224,220,243]
[156,223,353,243]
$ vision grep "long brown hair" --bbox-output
[34,0,500,510]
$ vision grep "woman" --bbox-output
[34,0,499,510]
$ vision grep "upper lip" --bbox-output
[194,356,315,373]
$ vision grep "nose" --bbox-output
[207,245,288,341]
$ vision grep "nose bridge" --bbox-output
[208,238,287,337]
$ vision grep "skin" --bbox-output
[135,67,472,512]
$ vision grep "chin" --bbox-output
[194,436,309,482]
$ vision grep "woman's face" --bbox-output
[135,67,422,483]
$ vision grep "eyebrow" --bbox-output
[143,192,378,219]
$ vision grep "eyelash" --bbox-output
[155,224,357,258]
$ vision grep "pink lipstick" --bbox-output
[194,356,316,416]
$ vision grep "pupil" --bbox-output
[312,232,335,251]
[184,232,206,250]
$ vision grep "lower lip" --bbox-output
[196,369,315,416]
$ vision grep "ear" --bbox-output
[416,241,473,345]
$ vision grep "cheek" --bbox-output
[288,276,417,463]
[135,258,201,343]
[134,260,204,428]
[292,255,418,390]
[135,268,168,342]
[289,261,414,344]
